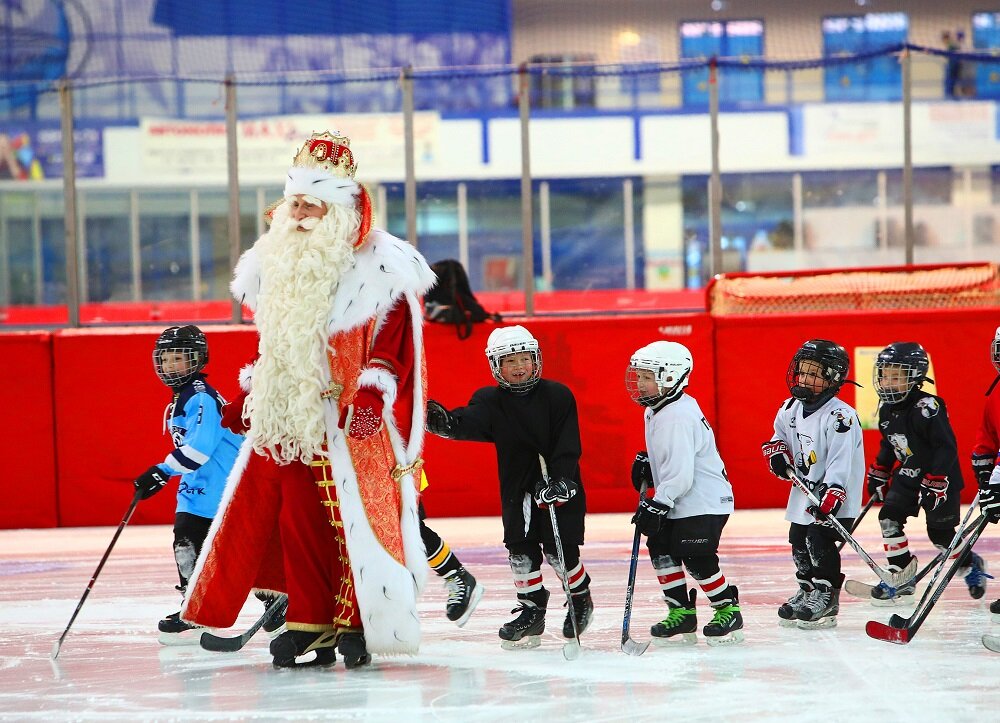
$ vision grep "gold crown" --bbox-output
[291,130,357,179]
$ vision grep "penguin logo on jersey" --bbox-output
[170,425,185,447]
[832,409,854,433]
[794,434,818,475]
[888,433,913,463]
[916,397,940,418]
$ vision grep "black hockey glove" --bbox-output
[134,465,169,501]
[631,451,653,492]
[534,477,578,509]
[761,440,794,481]
[972,453,997,491]
[631,497,671,537]
[807,484,847,522]
[425,400,457,439]
[919,474,949,512]
[866,463,891,502]
[980,484,1000,524]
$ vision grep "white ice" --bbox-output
[2,509,999,722]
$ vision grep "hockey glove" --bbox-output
[761,440,794,481]
[919,474,949,512]
[425,400,457,439]
[980,484,1000,524]
[631,451,653,492]
[972,453,997,491]
[807,484,847,522]
[134,465,169,501]
[534,477,578,509]
[866,462,891,502]
[631,497,671,537]
[339,386,384,440]
[220,389,250,435]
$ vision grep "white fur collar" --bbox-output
[230,229,436,334]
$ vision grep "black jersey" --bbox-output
[875,389,964,493]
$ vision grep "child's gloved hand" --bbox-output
[134,465,169,500]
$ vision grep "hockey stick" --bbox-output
[789,473,915,592]
[866,514,988,645]
[539,455,581,661]
[52,489,142,660]
[836,495,876,551]
[200,593,288,652]
[621,482,650,656]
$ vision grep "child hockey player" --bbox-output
[762,339,864,628]
[425,325,592,649]
[625,341,743,646]
[867,341,987,604]
[132,325,244,644]
[976,329,1000,620]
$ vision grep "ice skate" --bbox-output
[443,567,484,627]
[796,582,839,629]
[962,552,991,600]
[562,588,594,638]
[704,586,744,646]
[269,630,337,669]
[651,589,698,645]
[499,589,548,650]
[337,631,371,669]
[157,611,209,646]
[990,598,1000,624]
[255,591,287,638]
[777,583,812,627]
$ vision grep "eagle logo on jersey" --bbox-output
[832,409,854,433]
[916,397,940,418]
[888,432,913,463]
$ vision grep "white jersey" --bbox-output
[770,395,865,526]
[644,393,735,519]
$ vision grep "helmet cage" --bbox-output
[786,343,848,403]
[992,329,1000,374]
[873,360,925,404]
[153,326,208,387]
[488,342,542,393]
[625,356,691,407]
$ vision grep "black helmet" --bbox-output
[873,341,929,404]
[786,339,850,403]
[152,325,208,387]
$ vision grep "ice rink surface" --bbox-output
[2,508,999,722]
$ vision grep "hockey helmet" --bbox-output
[873,341,930,404]
[786,339,850,403]
[485,325,542,393]
[626,341,693,407]
[992,326,1000,374]
[153,325,208,387]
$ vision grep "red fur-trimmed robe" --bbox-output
[182,229,435,654]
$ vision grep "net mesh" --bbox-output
[708,263,1000,315]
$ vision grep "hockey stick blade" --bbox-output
[982,634,1000,654]
[865,620,911,645]
[887,612,909,628]
[200,594,287,653]
[622,637,649,656]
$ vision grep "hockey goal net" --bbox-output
[707,262,1000,316]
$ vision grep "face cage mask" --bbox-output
[153,347,204,388]
[992,336,1000,374]
[873,362,923,404]
[785,356,841,403]
[489,349,542,394]
[625,364,686,407]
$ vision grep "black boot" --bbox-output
[499,588,548,650]
[337,631,371,669]
[443,567,484,627]
[562,588,594,638]
[777,582,813,626]
[157,612,205,646]
[651,589,698,645]
[703,586,745,646]
[269,630,337,668]
[254,591,287,637]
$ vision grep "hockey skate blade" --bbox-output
[870,594,915,608]
[562,639,582,660]
[455,583,485,628]
[991,612,1000,625]
[865,620,910,644]
[621,637,649,656]
[983,634,1000,653]
[705,630,745,647]
[651,633,697,646]
[159,628,210,646]
[500,635,542,651]
[796,617,837,630]
[777,618,800,628]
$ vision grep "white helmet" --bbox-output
[626,341,693,407]
[992,326,1000,374]
[486,325,542,393]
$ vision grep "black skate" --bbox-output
[157,611,207,646]
[990,598,1000,624]
[651,589,697,646]
[443,567,484,627]
[796,582,840,629]
[337,631,372,669]
[777,583,812,627]
[963,552,991,600]
[255,591,287,638]
[703,586,745,646]
[870,579,916,607]
[499,589,548,651]
[562,589,594,639]
[269,630,337,669]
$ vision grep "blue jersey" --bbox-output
[155,375,243,519]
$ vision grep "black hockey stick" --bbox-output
[200,593,288,652]
[621,483,649,656]
[52,489,141,660]
[836,495,876,551]
[539,455,581,661]
[866,514,988,645]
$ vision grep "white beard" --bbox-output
[247,201,360,464]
